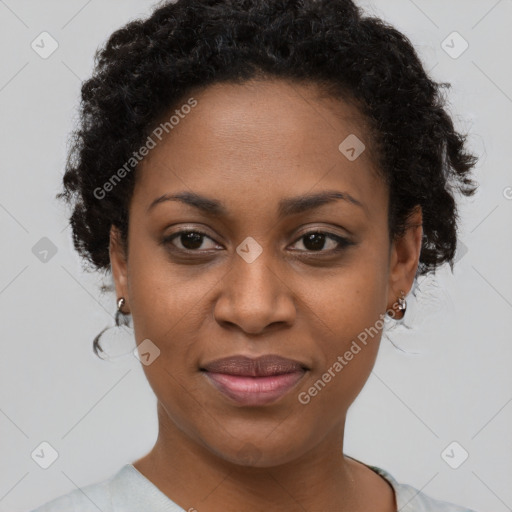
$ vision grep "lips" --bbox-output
[201,354,308,406]
[201,354,308,377]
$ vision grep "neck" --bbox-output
[132,403,373,512]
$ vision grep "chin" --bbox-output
[205,434,306,469]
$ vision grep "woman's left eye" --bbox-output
[163,229,353,254]
[289,231,353,253]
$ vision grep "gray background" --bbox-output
[1,1,511,511]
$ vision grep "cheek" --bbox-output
[298,248,387,342]
[297,310,385,424]
[296,258,388,408]
[126,232,218,341]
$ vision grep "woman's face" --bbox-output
[110,79,422,467]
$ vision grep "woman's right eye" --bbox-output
[162,230,221,252]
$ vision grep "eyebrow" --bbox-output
[146,190,365,218]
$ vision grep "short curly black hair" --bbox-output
[58,0,478,280]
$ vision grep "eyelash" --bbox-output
[162,229,354,256]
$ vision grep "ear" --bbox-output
[387,205,423,312]
[109,225,129,309]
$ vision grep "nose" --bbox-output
[213,251,296,335]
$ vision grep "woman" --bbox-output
[30,0,479,510]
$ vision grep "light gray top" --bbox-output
[29,461,478,511]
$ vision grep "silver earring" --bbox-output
[92,296,133,359]
[387,290,407,320]
[397,290,407,314]
[115,297,128,326]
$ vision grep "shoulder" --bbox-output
[368,464,479,512]
[28,464,183,512]
[28,466,126,512]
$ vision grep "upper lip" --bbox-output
[201,354,308,377]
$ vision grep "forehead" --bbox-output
[133,78,385,221]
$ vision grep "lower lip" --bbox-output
[203,370,306,406]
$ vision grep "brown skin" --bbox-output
[109,79,422,511]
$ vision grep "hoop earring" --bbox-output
[92,296,132,358]
[115,297,128,327]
